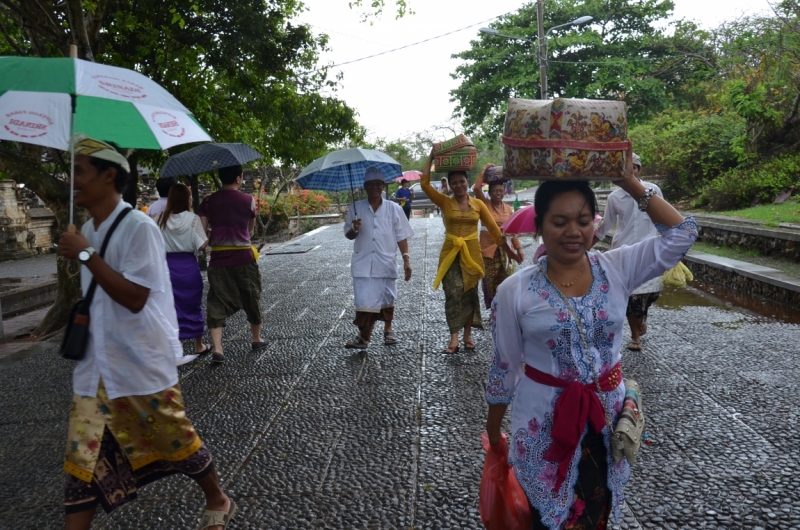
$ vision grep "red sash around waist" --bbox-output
[524,362,622,491]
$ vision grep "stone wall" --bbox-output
[694,218,800,262]
[683,256,800,307]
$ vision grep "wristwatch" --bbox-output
[78,247,96,264]
[638,188,656,212]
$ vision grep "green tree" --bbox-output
[450,0,716,136]
[0,0,362,334]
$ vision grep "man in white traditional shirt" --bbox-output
[595,153,664,351]
[147,176,177,220]
[58,135,234,529]
[343,167,414,349]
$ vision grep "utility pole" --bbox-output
[537,0,547,99]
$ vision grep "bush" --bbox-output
[255,190,331,231]
[698,152,800,210]
[629,110,745,200]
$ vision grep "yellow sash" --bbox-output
[211,245,260,261]
[432,232,481,289]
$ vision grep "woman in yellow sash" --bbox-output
[422,149,521,353]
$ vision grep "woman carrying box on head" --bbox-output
[421,149,522,354]
[472,164,523,309]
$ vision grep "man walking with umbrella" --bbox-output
[58,135,235,529]
[199,164,269,362]
[344,167,414,349]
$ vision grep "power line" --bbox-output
[320,11,515,69]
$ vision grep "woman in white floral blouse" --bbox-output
[485,143,697,529]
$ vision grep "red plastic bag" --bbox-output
[479,432,533,530]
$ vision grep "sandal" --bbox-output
[383,331,399,345]
[345,336,369,349]
[211,352,226,363]
[463,339,476,351]
[443,344,460,354]
[627,340,642,351]
[199,499,237,529]
[638,322,648,336]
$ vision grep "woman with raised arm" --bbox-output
[472,164,523,309]
[484,142,697,529]
[421,149,521,354]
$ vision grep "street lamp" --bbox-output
[480,7,592,99]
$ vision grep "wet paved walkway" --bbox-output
[2,218,800,529]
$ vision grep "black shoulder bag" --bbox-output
[61,207,133,361]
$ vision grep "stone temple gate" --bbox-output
[0,180,56,262]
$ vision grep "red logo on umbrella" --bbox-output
[152,111,185,138]
[4,110,52,139]
[92,75,147,99]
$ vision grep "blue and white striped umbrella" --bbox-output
[294,148,401,192]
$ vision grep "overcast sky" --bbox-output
[297,0,775,142]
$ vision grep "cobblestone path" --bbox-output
[1,218,799,529]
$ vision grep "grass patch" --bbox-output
[691,241,800,277]
[714,201,800,226]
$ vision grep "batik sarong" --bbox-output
[166,252,204,340]
[442,257,483,334]
[529,432,612,530]
[481,248,513,310]
[64,382,213,514]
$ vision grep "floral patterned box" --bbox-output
[502,98,628,181]
[432,134,478,173]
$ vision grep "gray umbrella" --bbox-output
[160,143,263,177]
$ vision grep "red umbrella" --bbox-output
[395,170,422,182]
[501,205,536,236]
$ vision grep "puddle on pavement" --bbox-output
[656,280,800,325]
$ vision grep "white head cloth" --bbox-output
[363,166,386,184]
[72,134,130,173]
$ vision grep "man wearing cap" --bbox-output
[343,167,414,349]
[595,153,665,351]
[58,135,235,529]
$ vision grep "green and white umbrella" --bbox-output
[0,56,212,223]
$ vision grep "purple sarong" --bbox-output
[166,252,204,340]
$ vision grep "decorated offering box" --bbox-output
[432,134,478,173]
[502,98,628,181]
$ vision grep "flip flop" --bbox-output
[345,337,369,349]
[384,331,399,345]
[199,499,237,529]
[463,340,476,351]
[639,322,648,336]
[211,352,226,363]
[627,340,642,351]
[443,344,460,354]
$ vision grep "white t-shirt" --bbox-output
[73,200,183,399]
[595,181,664,294]
[159,211,207,254]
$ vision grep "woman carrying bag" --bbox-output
[484,143,697,529]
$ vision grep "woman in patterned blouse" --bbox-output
[485,143,697,529]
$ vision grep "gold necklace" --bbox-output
[549,260,586,287]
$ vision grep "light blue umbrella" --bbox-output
[294,148,402,219]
